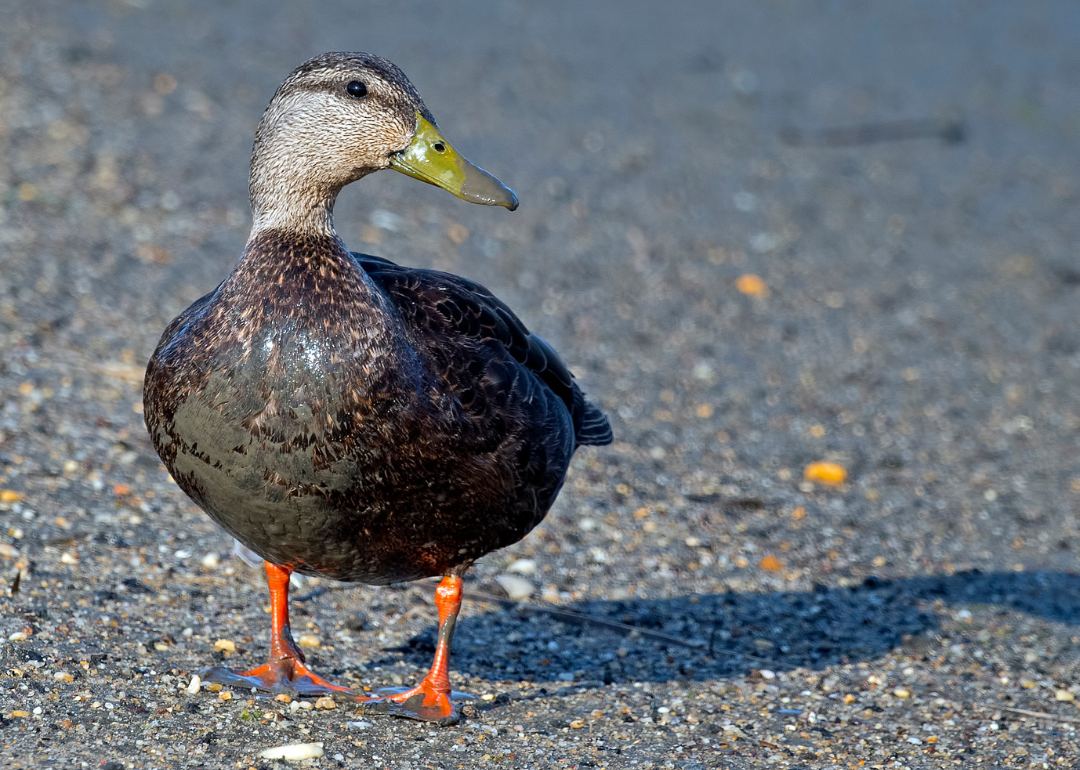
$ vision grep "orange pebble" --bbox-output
[735,274,769,298]
[112,484,131,496]
[0,490,20,503]
[804,462,847,486]
[759,554,783,572]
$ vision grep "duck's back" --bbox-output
[144,231,610,583]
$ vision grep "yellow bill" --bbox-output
[390,114,519,211]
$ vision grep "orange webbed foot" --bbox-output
[201,656,351,697]
[357,575,466,725]
[357,679,473,725]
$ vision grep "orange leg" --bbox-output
[359,575,464,725]
[199,561,351,696]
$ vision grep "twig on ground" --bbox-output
[419,582,709,651]
[1001,707,1080,724]
[780,118,964,147]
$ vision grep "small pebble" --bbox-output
[213,639,236,652]
[569,718,585,729]
[759,669,776,680]
[258,743,324,761]
[297,634,320,648]
[186,675,201,695]
[803,461,847,486]
[314,697,336,710]
[481,693,496,701]
[506,558,537,575]
[218,691,232,701]
[8,631,28,642]
[53,671,74,682]
[201,553,220,568]
[346,720,372,729]
[759,555,783,572]
[1055,690,1075,702]
[893,688,911,698]
[495,574,534,600]
[735,273,769,298]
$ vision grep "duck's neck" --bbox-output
[248,168,344,239]
[246,120,374,240]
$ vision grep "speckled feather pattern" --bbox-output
[144,230,607,583]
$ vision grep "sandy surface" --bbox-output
[2,1,1080,767]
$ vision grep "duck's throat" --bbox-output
[248,174,342,239]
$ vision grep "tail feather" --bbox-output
[576,399,613,446]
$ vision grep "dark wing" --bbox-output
[353,252,612,447]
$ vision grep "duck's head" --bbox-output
[250,52,517,234]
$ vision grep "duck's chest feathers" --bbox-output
[147,231,442,492]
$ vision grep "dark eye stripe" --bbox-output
[346,81,367,98]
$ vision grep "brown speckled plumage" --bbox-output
[143,53,611,589]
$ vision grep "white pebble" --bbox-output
[760,669,776,680]
[495,574,534,600]
[346,720,372,729]
[506,558,537,575]
[258,743,324,761]
[186,675,201,695]
[201,553,219,568]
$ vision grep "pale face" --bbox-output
[254,56,427,191]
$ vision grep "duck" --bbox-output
[142,52,612,725]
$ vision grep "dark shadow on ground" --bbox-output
[384,570,1080,686]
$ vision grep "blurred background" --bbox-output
[3,1,1080,766]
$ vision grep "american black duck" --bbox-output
[143,52,612,724]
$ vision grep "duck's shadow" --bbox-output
[379,570,1080,685]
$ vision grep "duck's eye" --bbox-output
[345,81,368,98]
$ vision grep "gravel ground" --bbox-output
[3,1,1080,768]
